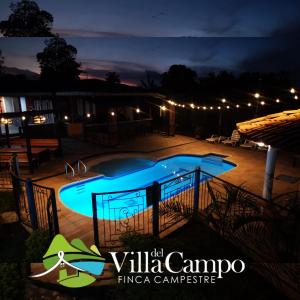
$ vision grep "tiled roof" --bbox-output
[237,109,300,152]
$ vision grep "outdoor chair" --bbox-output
[205,135,227,143]
[240,139,257,150]
[222,130,241,147]
[205,134,219,143]
[257,144,268,151]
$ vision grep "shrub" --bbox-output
[0,263,25,300]
[25,230,50,262]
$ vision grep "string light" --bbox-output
[136,108,140,113]
[86,113,91,118]
[167,91,298,112]
[64,115,68,120]
[168,100,175,105]
[22,116,26,121]
[111,111,115,116]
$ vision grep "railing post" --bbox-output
[194,167,201,213]
[11,172,21,220]
[11,155,21,220]
[51,189,60,234]
[151,181,160,237]
[92,193,100,248]
[25,178,38,230]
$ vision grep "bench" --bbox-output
[10,138,60,152]
[0,153,37,168]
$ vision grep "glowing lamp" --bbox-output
[33,115,46,124]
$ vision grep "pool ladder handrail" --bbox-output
[65,162,75,178]
[77,160,87,176]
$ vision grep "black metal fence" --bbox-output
[92,188,151,248]
[0,161,12,191]
[0,155,59,238]
[92,167,201,248]
[91,167,299,298]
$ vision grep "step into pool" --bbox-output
[59,154,236,219]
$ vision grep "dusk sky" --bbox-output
[0,1,300,84]
[1,0,300,37]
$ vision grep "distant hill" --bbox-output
[1,66,39,80]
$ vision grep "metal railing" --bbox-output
[92,188,150,248]
[91,167,299,298]
[7,155,59,238]
[65,162,75,178]
[77,160,87,176]
[0,162,12,190]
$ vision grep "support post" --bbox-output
[92,193,100,248]
[108,108,119,146]
[262,145,278,200]
[194,167,201,213]
[24,121,33,173]
[50,189,60,235]
[26,178,38,230]
[151,181,160,237]
[5,123,10,148]
[11,155,21,220]
[168,104,176,136]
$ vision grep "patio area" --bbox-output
[31,133,300,246]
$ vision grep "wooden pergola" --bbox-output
[0,110,62,173]
[237,109,300,200]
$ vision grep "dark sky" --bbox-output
[0,1,299,84]
[1,0,300,37]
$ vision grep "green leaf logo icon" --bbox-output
[31,234,105,288]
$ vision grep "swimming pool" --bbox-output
[59,154,236,219]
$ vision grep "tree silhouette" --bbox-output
[0,50,4,73]
[0,0,54,37]
[161,65,198,93]
[140,71,157,90]
[105,72,120,85]
[36,36,81,81]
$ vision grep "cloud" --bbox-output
[238,38,300,82]
[80,58,160,84]
[271,20,300,37]
[55,28,141,37]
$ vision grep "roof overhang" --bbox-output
[237,109,300,152]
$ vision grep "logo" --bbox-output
[31,234,105,288]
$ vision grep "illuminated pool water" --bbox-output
[59,154,236,219]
